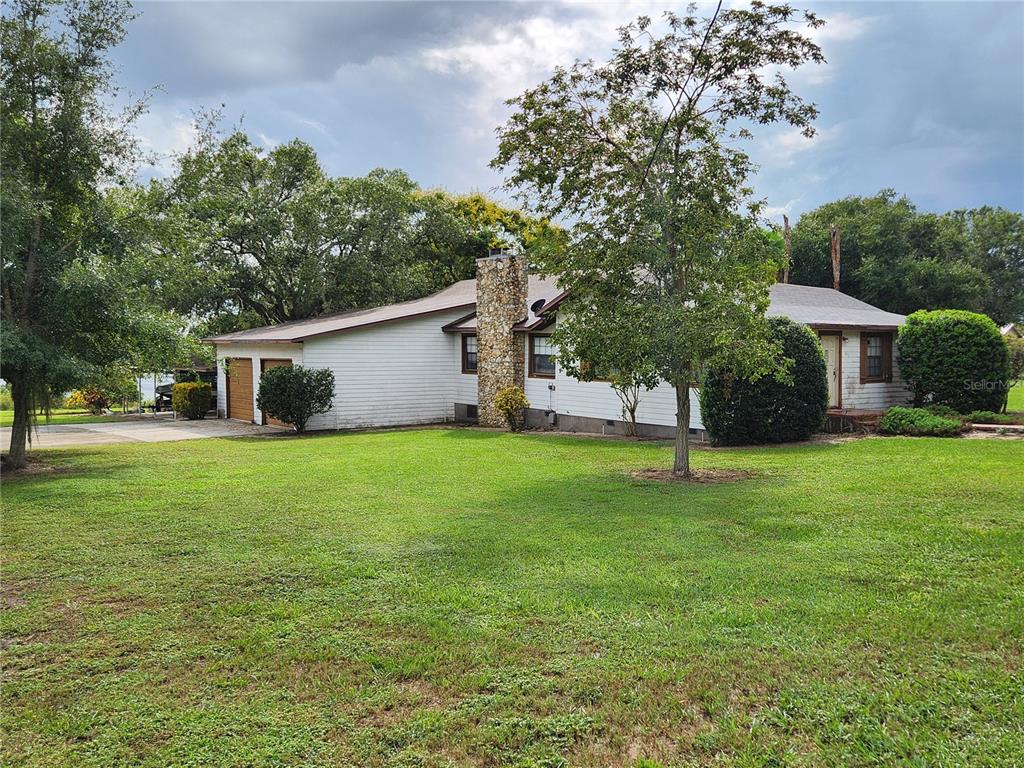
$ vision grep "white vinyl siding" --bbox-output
[456,335,478,406]
[840,330,911,409]
[555,378,704,431]
[301,309,469,431]
[524,340,557,413]
[214,342,303,423]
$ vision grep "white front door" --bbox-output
[819,334,841,408]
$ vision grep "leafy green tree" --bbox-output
[555,301,659,437]
[493,6,823,475]
[143,130,563,332]
[949,207,1024,324]
[789,191,1021,321]
[1,0,191,468]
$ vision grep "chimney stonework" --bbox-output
[476,251,528,427]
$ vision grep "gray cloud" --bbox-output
[117,1,1023,217]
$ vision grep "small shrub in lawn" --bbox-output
[897,309,1010,412]
[66,387,110,414]
[924,404,963,421]
[879,406,966,437]
[494,385,530,432]
[699,317,829,445]
[965,410,1022,425]
[256,365,334,433]
[172,382,212,420]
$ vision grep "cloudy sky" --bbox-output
[113,1,1023,220]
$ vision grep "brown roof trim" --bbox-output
[807,323,902,331]
[512,315,555,332]
[536,290,570,316]
[441,310,479,333]
[294,302,477,341]
[202,337,301,345]
[208,302,477,344]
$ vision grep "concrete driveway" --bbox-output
[0,415,286,449]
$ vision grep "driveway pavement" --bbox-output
[0,416,285,449]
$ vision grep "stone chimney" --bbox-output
[476,248,528,427]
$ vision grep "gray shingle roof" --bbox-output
[766,283,905,328]
[207,279,903,345]
[207,275,561,343]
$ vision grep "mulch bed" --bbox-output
[630,468,756,484]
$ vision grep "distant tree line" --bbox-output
[131,126,563,337]
[789,190,1023,324]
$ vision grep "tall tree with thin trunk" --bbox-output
[493,4,824,476]
[1,0,182,468]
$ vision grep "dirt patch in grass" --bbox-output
[630,468,756,484]
[0,455,63,477]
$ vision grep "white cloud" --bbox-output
[417,3,667,137]
[761,123,844,167]
[135,109,199,177]
[810,12,878,45]
[257,131,280,150]
[763,199,798,220]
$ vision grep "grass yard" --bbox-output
[0,409,123,427]
[2,430,1022,767]
[1008,381,1024,412]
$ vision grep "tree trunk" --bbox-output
[673,382,691,477]
[7,377,31,470]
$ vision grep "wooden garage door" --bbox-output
[260,358,292,427]
[226,357,254,422]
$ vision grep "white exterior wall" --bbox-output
[214,342,304,423]
[455,337,478,406]
[524,339,558,413]
[839,330,912,410]
[554,377,705,431]
[524,322,703,430]
[301,309,468,431]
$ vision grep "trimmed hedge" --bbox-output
[256,365,334,433]
[965,410,1023,425]
[699,317,829,445]
[879,406,966,437]
[897,310,1010,413]
[172,382,212,420]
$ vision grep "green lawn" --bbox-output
[1008,381,1024,412]
[2,430,1022,767]
[0,409,124,427]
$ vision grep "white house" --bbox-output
[207,251,910,437]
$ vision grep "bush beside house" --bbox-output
[699,317,829,445]
[256,365,334,433]
[172,382,212,420]
[493,385,530,432]
[897,310,1010,413]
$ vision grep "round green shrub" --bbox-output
[493,385,530,432]
[171,381,212,420]
[879,406,966,437]
[897,310,1010,413]
[256,365,334,433]
[699,317,829,445]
